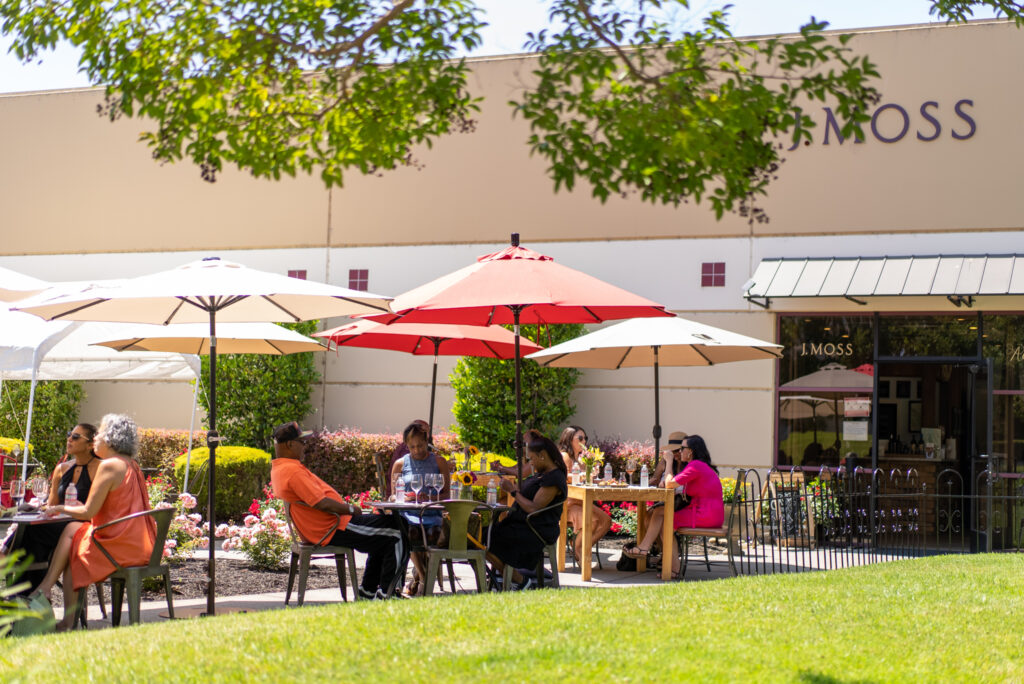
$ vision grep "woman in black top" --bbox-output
[15,423,99,592]
[488,430,568,589]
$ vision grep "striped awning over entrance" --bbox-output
[745,255,1024,310]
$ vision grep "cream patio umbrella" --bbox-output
[528,316,783,454]
[15,257,391,615]
[90,320,328,492]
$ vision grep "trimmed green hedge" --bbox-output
[138,428,207,475]
[174,446,270,521]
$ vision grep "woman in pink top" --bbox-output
[624,435,723,576]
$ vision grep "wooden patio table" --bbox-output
[558,484,675,581]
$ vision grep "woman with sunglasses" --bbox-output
[557,425,612,568]
[2,423,100,593]
[623,435,723,577]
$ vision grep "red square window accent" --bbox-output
[701,262,725,287]
[287,269,307,280]
[348,268,369,292]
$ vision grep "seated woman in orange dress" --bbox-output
[34,413,155,630]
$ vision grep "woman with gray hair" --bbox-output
[33,414,156,630]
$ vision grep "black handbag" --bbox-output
[674,492,691,511]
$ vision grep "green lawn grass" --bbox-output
[3,554,1023,682]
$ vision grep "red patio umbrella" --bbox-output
[368,233,672,482]
[314,320,543,434]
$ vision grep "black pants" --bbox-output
[329,514,405,596]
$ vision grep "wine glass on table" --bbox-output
[626,458,637,486]
[433,473,445,501]
[410,474,423,504]
[9,479,25,510]
[34,476,50,507]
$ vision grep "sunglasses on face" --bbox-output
[67,431,89,441]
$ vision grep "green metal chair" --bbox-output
[284,501,359,605]
[422,500,488,595]
[501,501,564,590]
[91,507,174,626]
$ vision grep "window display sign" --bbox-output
[844,397,871,418]
[843,420,869,441]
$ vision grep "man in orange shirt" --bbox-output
[270,422,405,599]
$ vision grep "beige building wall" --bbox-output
[1,20,1020,258]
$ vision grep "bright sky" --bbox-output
[0,1,998,94]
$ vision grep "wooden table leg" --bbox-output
[661,494,674,580]
[636,500,648,574]
[557,498,568,573]
[580,490,593,581]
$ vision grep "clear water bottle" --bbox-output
[479,455,487,472]
[394,477,405,502]
[65,481,78,506]
[603,464,613,481]
[639,463,649,488]
[571,462,581,485]
[486,482,497,505]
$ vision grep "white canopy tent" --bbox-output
[0,309,202,479]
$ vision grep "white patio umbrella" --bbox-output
[15,256,391,615]
[90,320,328,492]
[0,265,49,302]
[527,316,783,453]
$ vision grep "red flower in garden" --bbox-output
[611,523,622,533]
[249,499,260,515]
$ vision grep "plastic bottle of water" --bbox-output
[394,477,405,502]
[486,482,497,505]
[639,463,649,488]
[604,464,613,481]
[65,481,78,506]
[571,462,581,485]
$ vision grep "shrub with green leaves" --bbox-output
[0,380,82,470]
[198,321,319,452]
[450,324,583,455]
[138,428,207,477]
[174,446,271,521]
[302,429,464,496]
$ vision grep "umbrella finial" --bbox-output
[511,233,519,247]
[202,256,221,262]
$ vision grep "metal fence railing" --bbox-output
[724,460,1024,578]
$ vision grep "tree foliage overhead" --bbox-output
[0,0,485,186]
[1,1,1020,213]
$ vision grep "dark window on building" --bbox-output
[287,269,307,280]
[348,269,369,291]
[701,262,725,287]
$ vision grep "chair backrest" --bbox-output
[373,451,390,498]
[284,500,340,547]
[422,500,480,552]
[93,507,174,572]
[525,500,565,545]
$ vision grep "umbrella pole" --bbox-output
[428,340,439,445]
[206,311,218,617]
[21,363,39,480]
[653,346,662,457]
[183,379,199,493]
[513,306,524,489]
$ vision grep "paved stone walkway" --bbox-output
[72,543,743,629]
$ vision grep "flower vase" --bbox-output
[585,466,594,485]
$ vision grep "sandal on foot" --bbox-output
[622,546,650,560]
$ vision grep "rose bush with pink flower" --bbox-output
[146,475,209,563]
[219,484,291,569]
